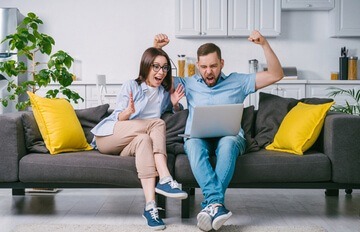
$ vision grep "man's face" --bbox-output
[197,52,224,87]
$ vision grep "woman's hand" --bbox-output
[154,34,170,49]
[171,84,185,112]
[118,92,135,121]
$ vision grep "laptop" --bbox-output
[179,104,244,138]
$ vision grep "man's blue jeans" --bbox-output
[184,135,246,208]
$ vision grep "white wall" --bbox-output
[0,0,359,83]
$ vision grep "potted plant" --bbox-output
[0,12,82,110]
[327,86,360,116]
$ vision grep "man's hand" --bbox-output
[154,34,170,49]
[248,30,267,46]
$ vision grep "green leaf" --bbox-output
[29,22,38,30]
[1,99,8,107]
[27,12,36,18]
[27,34,36,43]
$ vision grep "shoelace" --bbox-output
[149,207,164,222]
[168,180,180,189]
[204,204,221,217]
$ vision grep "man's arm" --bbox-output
[248,30,284,90]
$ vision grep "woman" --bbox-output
[91,47,187,230]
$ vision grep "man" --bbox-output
[154,31,283,231]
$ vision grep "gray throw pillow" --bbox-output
[22,104,110,153]
[75,104,110,143]
[161,109,189,155]
[162,109,189,145]
[254,92,334,149]
[22,112,49,153]
[241,105,260,153]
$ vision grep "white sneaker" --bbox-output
[196,205,213,231]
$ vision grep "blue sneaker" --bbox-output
[211,204,232,230]
[142,206,166,230]
[155,179,188,199]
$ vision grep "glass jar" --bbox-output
[348,56,358,80]
[249,59,258,73]
[178,54,186,77]
[186,57,196,76]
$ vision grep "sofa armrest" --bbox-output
[0,112,27,182]
[323,112,360,184]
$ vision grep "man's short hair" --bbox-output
[197,43,222,60]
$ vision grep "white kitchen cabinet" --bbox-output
[228,0,254,36]
[175,0,227,37]
[282,0,334,10]
[228,0,281,37]
[176,0,281,37]
[255,0,281,36]
[329,0,360,37]
[306,81,360,106]
[250,81,306,109]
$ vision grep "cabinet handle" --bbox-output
[306,4,312,7]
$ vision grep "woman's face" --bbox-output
[146,55,169,87]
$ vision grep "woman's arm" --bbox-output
[153,34,169,49]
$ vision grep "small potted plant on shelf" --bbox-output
[327,86,360,116]
[0,12,82,110]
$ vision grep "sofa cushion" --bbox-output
[266,102,333,155]
[19,150,141,186]
[254,93,334,149]
[22,104,110,153]
[174,150,331,184]
[19,150,176,186]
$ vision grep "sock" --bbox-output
[159,176,173,184]
[145,200,156,211]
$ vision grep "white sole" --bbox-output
[212,211,232,230]
[142,215,166,230]
[197,211,212,231]
[155,188,188,199]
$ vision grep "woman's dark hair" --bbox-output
[135,47,172,92]
[197,43,222,60]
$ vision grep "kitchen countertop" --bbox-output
[48,79,360,85]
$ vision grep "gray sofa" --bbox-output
[0,93,359,219]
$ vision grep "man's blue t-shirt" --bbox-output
[174,72,256,137]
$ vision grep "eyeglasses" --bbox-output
[152,63,170,73]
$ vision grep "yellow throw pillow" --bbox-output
[266,101,333,155]
[28,91,93,155]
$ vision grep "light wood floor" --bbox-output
[0,188,359,232]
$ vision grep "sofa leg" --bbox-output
[181,188,191,218]
[345,189,353,195]
[12,189,25,196]
[189,188,195,196]
[325,189,339,196]
[156,194,166,218]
